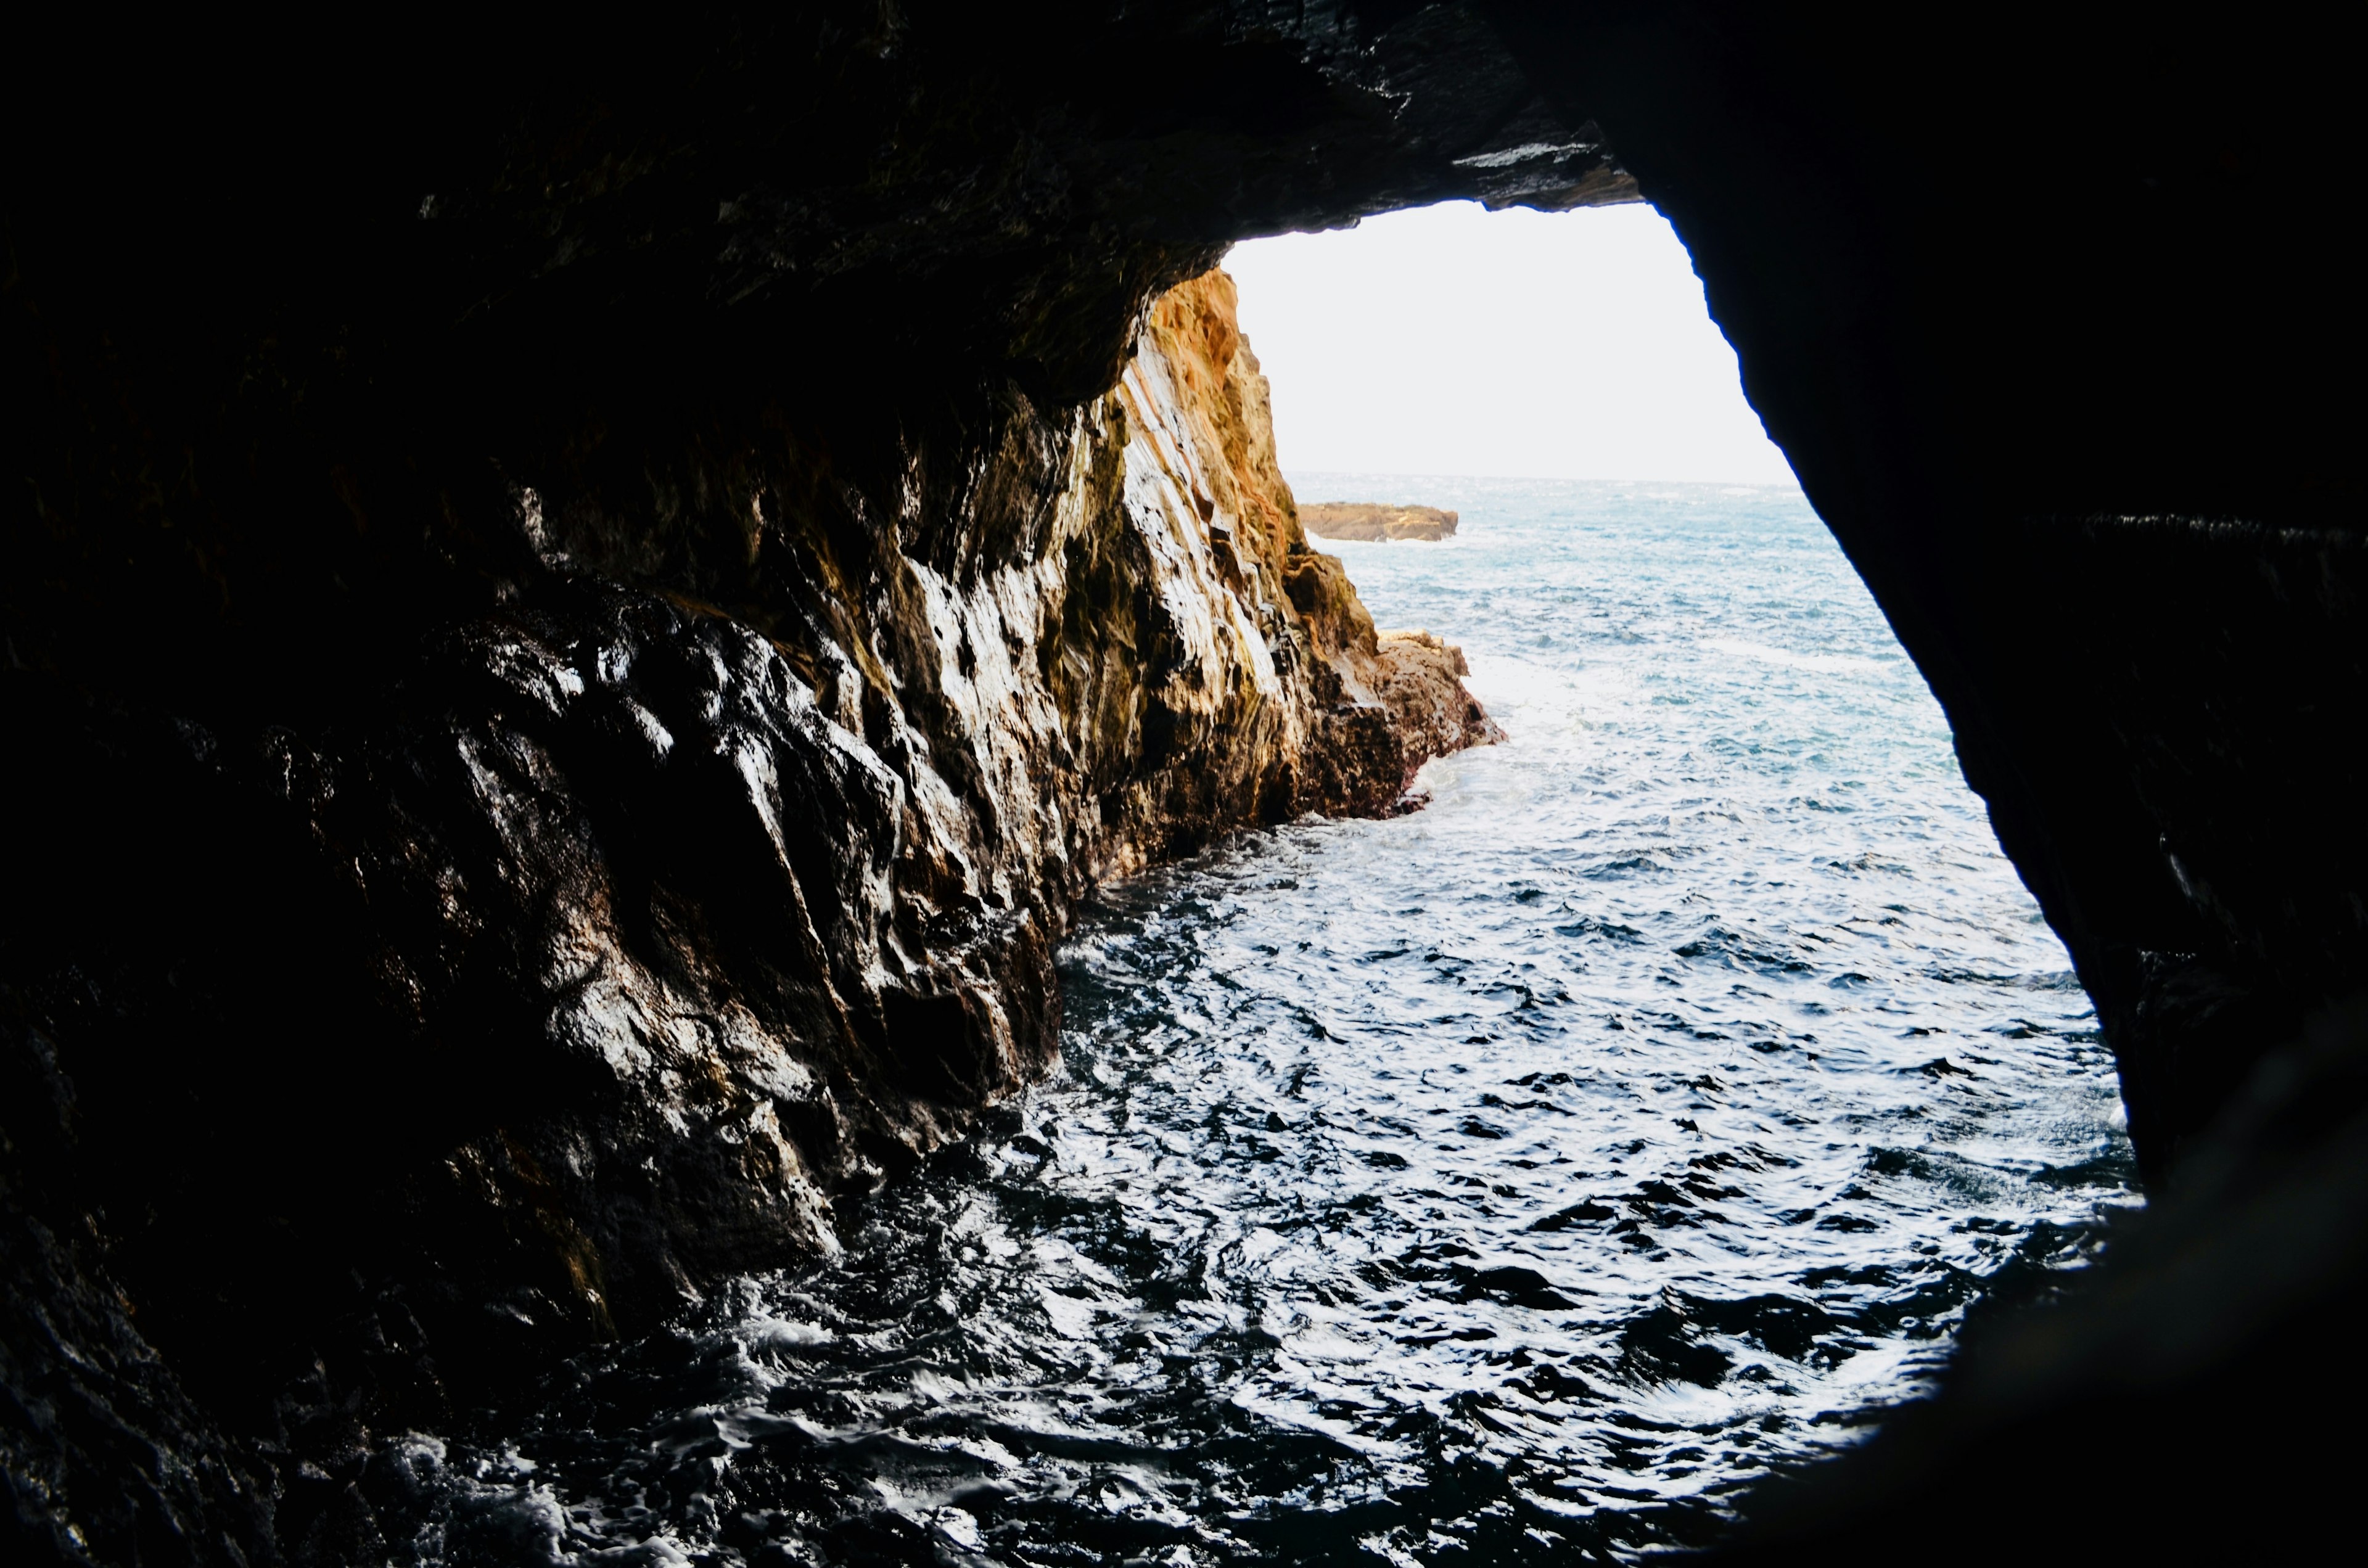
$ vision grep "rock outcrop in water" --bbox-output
[1301,503,1461,541]
[2,4,2361,1561]
[1373,631,1504,773]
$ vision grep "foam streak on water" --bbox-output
[397,479,2133,1566]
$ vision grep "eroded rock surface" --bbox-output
[0,267,1492,1561]
[1301,503,1462,541]
[1375,631,1506,777]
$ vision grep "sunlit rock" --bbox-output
[0,261,1494,1562]
[1301,502,1462,541]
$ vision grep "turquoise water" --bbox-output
[396,478,2132,1565]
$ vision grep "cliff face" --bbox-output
[0,266,1490,1562]
[1111,274,1503,841]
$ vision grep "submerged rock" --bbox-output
[1301,503,1462,541]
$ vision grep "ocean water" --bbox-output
[391,478,2134,1566]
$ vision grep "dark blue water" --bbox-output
[387,478,2132,1566]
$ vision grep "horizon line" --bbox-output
[1282,468,1804,489]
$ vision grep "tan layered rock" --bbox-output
[1106,271,1497,840]
[1301,503,1462,541]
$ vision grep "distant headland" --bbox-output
[1299,502,1459,542]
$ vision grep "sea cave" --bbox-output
[2,6,2359,1564]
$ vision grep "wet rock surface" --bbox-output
[1371,631,1505,784]
[1,261,1492,1559]
[1300,504,1461,542]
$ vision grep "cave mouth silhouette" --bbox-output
[4,8,2361,1564]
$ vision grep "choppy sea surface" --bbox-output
[397,478,2134,1566]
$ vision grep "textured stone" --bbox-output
[0,263,1490,1562]
[1374,631,1505,781]
[1301,503,1461,541]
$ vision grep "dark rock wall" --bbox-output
[1487,7,2366,1553]
[1,248,1493,1556]
[1481,4,2362,1184]
[4,2,2359,1561]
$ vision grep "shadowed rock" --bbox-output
[1,252,1493,1562]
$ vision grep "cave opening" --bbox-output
[1126,197,2148,1549]
[353,203,2140,1562]
[940,208,2134,1555]
[8,9,2358,1564]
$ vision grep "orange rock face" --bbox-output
[1120,271,1498,814]
[1300,503,1462,542]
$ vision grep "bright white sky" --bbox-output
[1223,201,1798,485]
